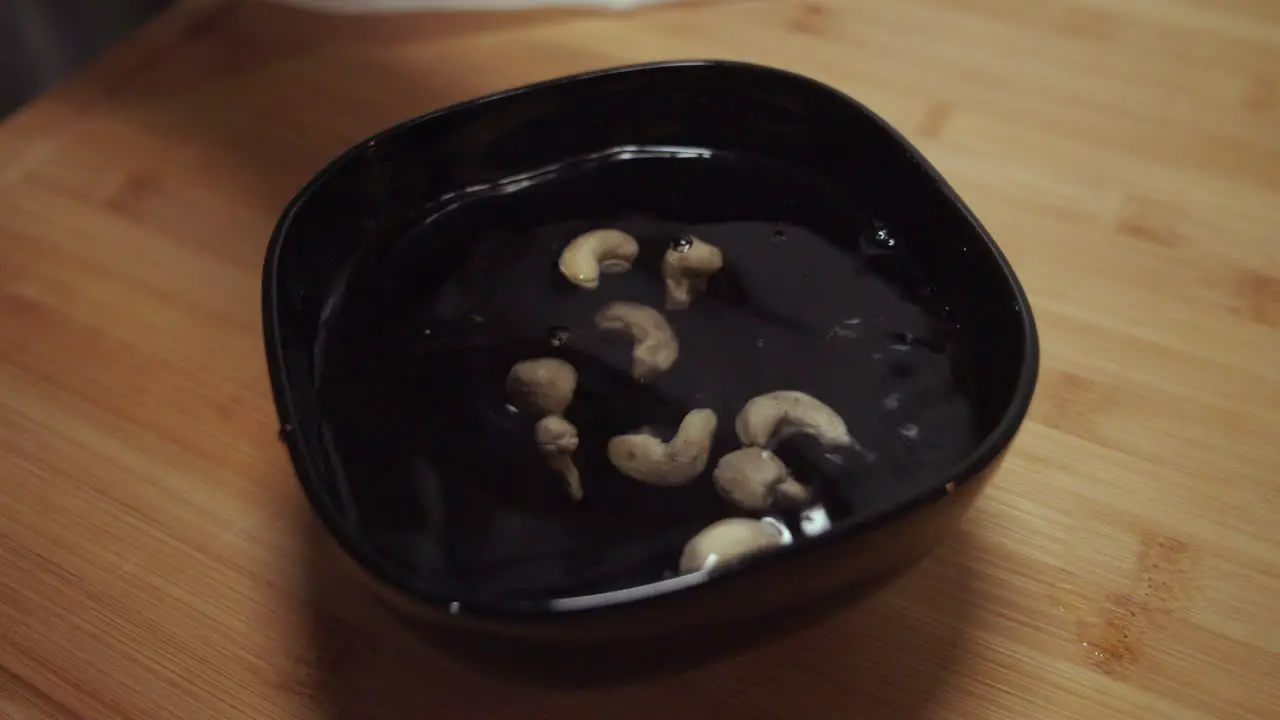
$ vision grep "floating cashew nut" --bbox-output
[607,409,717,486]
[508,358,582,500]
[593,301,679,380]
[558,229,640,289]
[662,234,723,309]
[506,357,577,415]
[535,414,582,501]
[735,390,853,448]
[712,447,812,511]
[679,517,790,574]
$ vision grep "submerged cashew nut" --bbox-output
[679,517,788,574]
[662,234,724,309]
[558,229,640,289]
[593,302,679,380]
[712,447,812,511]
[535,414,582,501]
[735,390,852,448]
[506,357,577,415]
[607,409,717,486]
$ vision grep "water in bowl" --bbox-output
[316,146,978,605]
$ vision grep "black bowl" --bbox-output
[263,60,1038,675]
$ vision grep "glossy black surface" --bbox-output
[264,61,1038,650]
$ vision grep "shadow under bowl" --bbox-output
[263,60,1038,674]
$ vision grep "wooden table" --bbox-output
[1,0,1276,717]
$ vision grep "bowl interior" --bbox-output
[265,61,1036,615]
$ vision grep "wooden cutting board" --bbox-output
[1,1,1276,718]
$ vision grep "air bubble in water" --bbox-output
[829,317,863,340]
[850,439,876,463]
[861,221,897,255]
[548,326,570,346]
[887,330,915,351]
[888,329,946,353]
[670,234,694,253]
[799,505,832,537]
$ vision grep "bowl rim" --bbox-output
[262,58,1040,623]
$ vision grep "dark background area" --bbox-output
[0,0,171,118]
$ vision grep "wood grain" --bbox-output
[0,0,1276,718]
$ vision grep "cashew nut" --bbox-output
[593,301,679,380]
[506,357,577,415]
[535,414,582,501]
[735,390,853,448]
[607,409,717,486]
[662,234,724,309]
[712,447,812,511]
[679,517,788,574]
[558,229,640,289]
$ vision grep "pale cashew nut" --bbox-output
[607,409,717,486]
[735,390,853,448]
[712,447,812,511]
[662,234,724,310]
[678,517,789,574]
[558,229,640,289]
[535,414,582,501]
[593,301,679,380]
[506,357,577,415]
